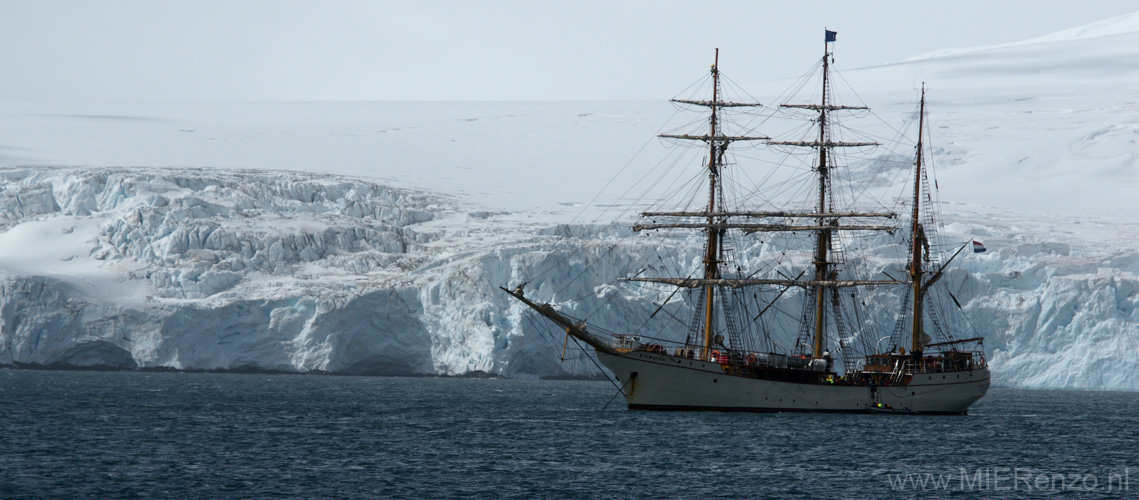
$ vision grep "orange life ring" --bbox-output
[746,353,757,364]
[711,350,721,362]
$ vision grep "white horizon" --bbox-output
[2,1,1137,103]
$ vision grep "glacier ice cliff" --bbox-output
[0,167,1137,390]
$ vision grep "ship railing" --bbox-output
[711,350,799,369]
[861,350,987,375]
[614,339,862,373]
[611,334,643,351]
[609,335,686,356]
[620,341,829,371]
[908,351,987,374]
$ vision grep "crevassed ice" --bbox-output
[0,167,1136,389]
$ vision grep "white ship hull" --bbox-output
[599,351,990,414]
[502,54,993,415]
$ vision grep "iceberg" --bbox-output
[3,13,1139,389]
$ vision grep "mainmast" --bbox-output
[627,43,896,361]
[766,30,880,361]
[811,39,833,359]
[910,85,927,354]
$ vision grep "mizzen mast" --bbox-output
[910,84,928,354]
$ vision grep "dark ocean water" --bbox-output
[1,370,1137,500]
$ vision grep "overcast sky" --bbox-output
[1,0,1136,103]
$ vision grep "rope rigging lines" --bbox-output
[507,54,978,374]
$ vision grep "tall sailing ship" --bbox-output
[504,34,989,414]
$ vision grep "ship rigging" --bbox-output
[504,33,989,413]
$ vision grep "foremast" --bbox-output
[628,41,898,363]
[652,49,768,360]
[510,42,901,367]
[701,49,723,359]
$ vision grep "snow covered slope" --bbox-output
[2,13,1139,389]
